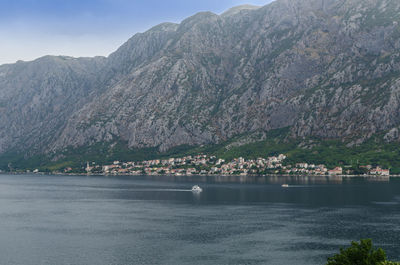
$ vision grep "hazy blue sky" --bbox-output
[0,0,274,65]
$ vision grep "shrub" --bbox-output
[327,239,386,265]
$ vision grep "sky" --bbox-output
[0,0,274,65]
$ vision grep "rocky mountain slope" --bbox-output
[1,0,400,160]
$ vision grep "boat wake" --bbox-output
[129,189,193,192]
[280,185,318,188]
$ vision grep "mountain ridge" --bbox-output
[1,0,400,167]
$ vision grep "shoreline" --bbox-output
[1,172,399,178]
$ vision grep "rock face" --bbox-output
[1,0,400,156]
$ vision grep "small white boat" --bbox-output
[191,185,203,193]
[281,184,289,188]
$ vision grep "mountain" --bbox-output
[1,0,400,169]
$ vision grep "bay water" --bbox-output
[0,174,399,265]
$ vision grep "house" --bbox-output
[296,163,308,168]
[269,156,279,163]
[328,167,343,175]
[211,167,219,173]
[370,167,390,176]
[313,168,325,175]
[216,159,225,165]
[278,154,287,160]
[360,165,373,170]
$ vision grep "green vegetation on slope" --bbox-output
[202,130,400,174]
[2,128,400,173]
[0,142,197,173]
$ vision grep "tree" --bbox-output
[327,239,386,265]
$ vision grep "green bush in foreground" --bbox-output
[327,239,399,265]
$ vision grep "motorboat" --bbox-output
[281,184,289,188]
[191,185,203,193]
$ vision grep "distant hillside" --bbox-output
[1,0,400,170]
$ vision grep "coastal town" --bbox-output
[78,154,391,177]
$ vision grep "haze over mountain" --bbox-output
[1,0,400,165]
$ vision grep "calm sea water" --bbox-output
[0,174,399,265]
